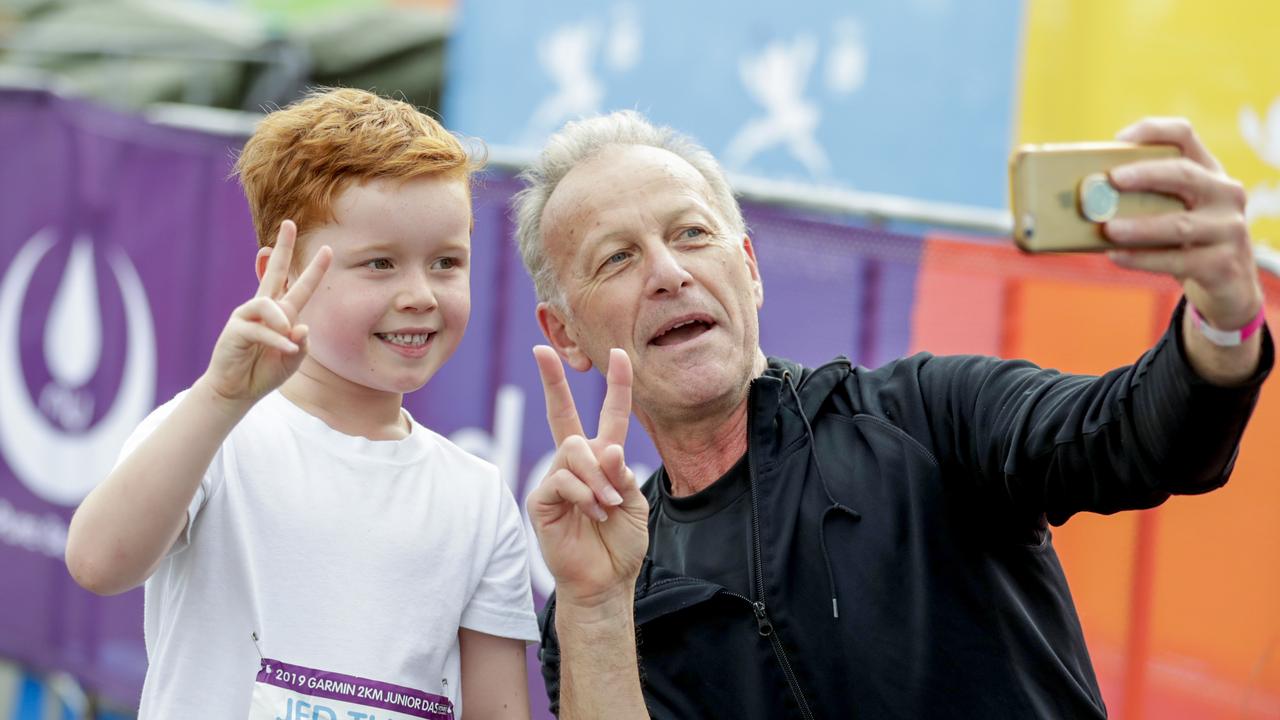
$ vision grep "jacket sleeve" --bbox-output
[892,300,1273,525]
[538,595,563,717]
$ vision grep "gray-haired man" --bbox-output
[518,110,1270,718]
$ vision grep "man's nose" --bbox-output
[397,270,438,312]
[644,244,693,297]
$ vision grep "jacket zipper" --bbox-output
[746,378,816,720]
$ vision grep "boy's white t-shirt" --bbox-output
[125,390,539,718]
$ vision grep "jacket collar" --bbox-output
[762,355,852,422]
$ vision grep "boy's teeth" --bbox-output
[379,332,430,346]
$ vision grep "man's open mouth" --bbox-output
[649,316,715,346]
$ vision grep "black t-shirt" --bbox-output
[648,453,754,598]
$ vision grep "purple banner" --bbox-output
[0,87,919,714]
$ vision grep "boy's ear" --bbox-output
[255,246,273,282]
[255,245,294,290]
[536,302,593,373]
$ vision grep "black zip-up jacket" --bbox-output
[539,306,1272,719]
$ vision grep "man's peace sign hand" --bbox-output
[200,220,332,408]
[528,346,649,606]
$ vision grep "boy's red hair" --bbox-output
[235,87,478,257]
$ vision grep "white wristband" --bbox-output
[1189,303,1266,347]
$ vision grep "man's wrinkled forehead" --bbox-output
[541,145,718,248]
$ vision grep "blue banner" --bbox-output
[445,0,1023,208]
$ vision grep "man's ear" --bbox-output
[742,235,764,309]
[536,302,593,372]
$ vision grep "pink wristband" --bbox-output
[1189,303,1266,347]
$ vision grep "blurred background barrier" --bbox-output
[1,1,1278,718]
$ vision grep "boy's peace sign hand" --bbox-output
[528,346,649,606]
[200,220,332,408]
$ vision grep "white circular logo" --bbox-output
[0,230,156,505]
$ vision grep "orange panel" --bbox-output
[910,264,1005,356]
[1139,294,1280,718]
[1005,276,1164,669]
[913,236,1280,718]
[1004,277,1161,373]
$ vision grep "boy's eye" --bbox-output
[365,258,393,270]
[432,257,457,270]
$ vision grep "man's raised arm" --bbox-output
[527,347,650,719]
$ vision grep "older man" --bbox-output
[517,110,1271,719]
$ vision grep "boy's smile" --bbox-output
[285,174,472,412]
[375,329,436,357]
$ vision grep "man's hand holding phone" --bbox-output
[1012,117,1265,385]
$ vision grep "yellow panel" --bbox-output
[1019,0,1280,248]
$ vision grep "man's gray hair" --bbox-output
[512,110,746,305]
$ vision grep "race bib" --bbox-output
[249,658,454,720]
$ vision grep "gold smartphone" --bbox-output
[1009,142,1184,253]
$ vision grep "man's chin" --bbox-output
[638,363,751,416]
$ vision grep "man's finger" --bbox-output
[599,443,638,497]
[1116,117,1221,172]
[280,245,332,319]
[562,435,624,508]
[528,468,608,524]
[597,348,633,446]
[1107,243,1223,279]
[1106,157,1219,210]
[534,345,585,445]
[1106,211,1244,251]
[257,220,296,298]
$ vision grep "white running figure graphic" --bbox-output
[524,5,641,143]
[725,34,830,178]
[526,21,603,142]
[1239,97,1280,222]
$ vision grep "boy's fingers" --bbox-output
[257,220,296,299]
[597,348,633,447]
[534,345,585,445]
[234,297,292,337]
[231,319,299,355]
[280,245,332,318]
[562,435,624,507]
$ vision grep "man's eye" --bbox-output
[681,228,707,240]
[364,258,393,270]
[606,251,630,265]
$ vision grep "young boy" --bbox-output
[65,88,537,718]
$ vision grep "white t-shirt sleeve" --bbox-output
[114,390,223,555]
[459,479,539,642]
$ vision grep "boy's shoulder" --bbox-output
[406,416,499,483]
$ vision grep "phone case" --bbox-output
[1009,142,1184,253]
